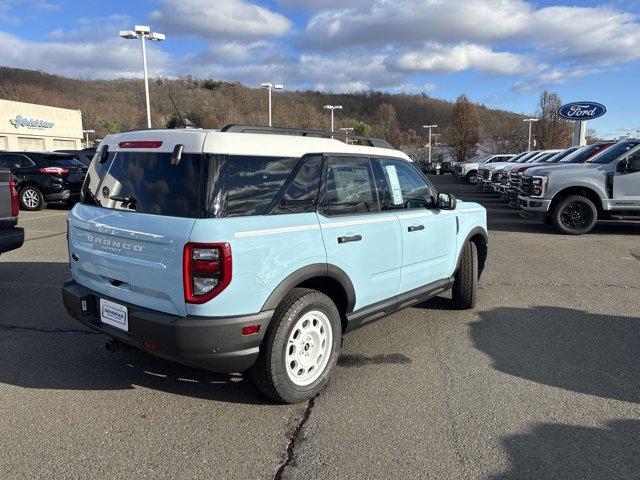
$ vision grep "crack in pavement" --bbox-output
[480,282,639,290]
[274,395,317,480]
[0,323,100,335]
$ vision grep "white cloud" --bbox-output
[0,31,169,78]
[390,43,534,75]
[47,14,132,41]
[302,0,531,50]
[300,0,640,68]
[150,0,292,41]
[277,0,369,10]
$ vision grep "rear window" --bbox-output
[82,152,204,218]
[83,152,301,218]
[40,155,86,168]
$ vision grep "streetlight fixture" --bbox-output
[82,129,95,148]
[422,124,438,164]
[119,25,165,129]
[260,83,284,127]
[324,105,343,137]
[523,118,539,151]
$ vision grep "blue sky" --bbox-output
[1,0,639,137]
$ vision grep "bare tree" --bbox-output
[533,90,573,149]
[448,94,480,162]
[374,103,400,146]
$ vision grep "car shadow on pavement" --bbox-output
[0,262,269,405]
[470,306,640,404]
[489,419,640,480]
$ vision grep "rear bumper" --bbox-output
[0,226,24,254]
[61,280,273,373]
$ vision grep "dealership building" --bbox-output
[0,99,84,151]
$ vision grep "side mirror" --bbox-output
[625,155,640,173]
[436,193,457,210]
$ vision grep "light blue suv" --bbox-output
[62,125,488,403]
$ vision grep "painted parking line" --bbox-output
[18,212,69,221]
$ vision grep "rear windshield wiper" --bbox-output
[109,195,137,210]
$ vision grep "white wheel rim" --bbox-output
[22,189,39,208]
[469,174,478,184]
[285,310,333,387]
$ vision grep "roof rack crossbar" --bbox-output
[220,124,393,149]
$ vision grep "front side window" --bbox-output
[321,156,379,216]
[378,158,435,210]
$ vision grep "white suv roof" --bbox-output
[100,126,412,162]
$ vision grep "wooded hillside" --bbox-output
[0,67,527,149]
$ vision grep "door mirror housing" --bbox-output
[436,193,457,210]
[621,155,640,173]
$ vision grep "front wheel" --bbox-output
[250,288,342,404]
[551,195,598,235]
[465,171,478,184]
[452,241,478,309]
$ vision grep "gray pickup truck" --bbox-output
[519,140,640,234]
[0,169,24,255]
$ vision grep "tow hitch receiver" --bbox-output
[105,338,131,353]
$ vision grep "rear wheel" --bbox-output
[251,288,342,404]
[452,241,478,309]
[551,195,598,235]
[466,171,478,184]
[20,186,46,211]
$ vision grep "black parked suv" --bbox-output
[0,152,88,211]
[55,148,97,167]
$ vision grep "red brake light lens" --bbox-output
[9,178,19,217]
[39,167,70,174]
[183,243,232,304]
[118,141,163,149]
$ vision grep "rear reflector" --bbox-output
[143,341,159,351]
[118,141,163,149]
[242,325,261,336]
[9,178,19,217]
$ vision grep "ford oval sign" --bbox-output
[557,102,606,121]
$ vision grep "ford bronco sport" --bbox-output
[519,139,640,234]
[61,125,488,403]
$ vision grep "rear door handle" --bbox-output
[408,225,425,232]
[338,235,362,244]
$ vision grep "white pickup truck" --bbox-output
[454,154,516,184]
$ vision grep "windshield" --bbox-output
[508,152,530,162]
[588,141,639,164]
[517,151,539,163]
[545,148,578,163]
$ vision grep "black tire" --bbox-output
[465,171,478,184]
[452,241,478,310]
[250,288,342,404]
[551,195,598,235]
[20,186,46,211]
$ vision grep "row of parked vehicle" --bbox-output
[454,141,640,234]
[0,148,94,210]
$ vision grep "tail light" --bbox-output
[118,141,163,149]
[39,167,70,174]
[9,178,19,217]
[183,243,232,304]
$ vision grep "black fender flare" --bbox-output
[261,263,356,313]
[455,226,488,276]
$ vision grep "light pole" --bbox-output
[422,124,438,163]
[82,129,95,148]
[523,118,539,151]
[260,83,284,127]
[119,26,165,129]
[324,105,343,137]
[340,127,354,144]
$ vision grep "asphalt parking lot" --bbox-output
[1,175,639,480]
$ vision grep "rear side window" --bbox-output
[271,155,322,215]
[225,156,299,217]
[321,156,379,216]
[82,152,204,218]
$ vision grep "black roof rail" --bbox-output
[220,124,393,149]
